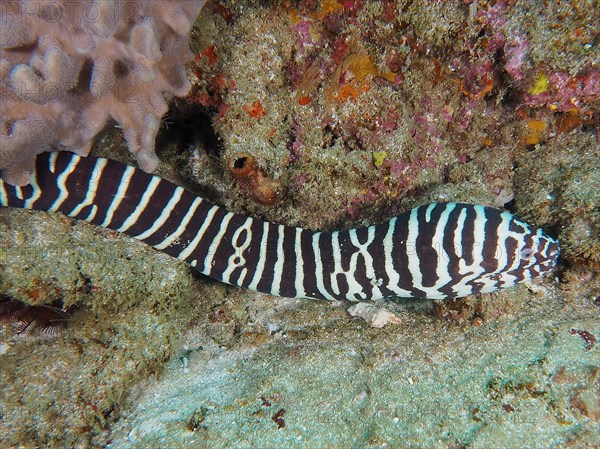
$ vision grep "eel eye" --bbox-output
[520,248,534,260]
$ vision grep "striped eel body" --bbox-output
[1,151,560,301]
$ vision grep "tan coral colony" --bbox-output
[0,0,206,185]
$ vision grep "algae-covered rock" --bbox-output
[0,208,228,448]
[514,132,600,267]
[107,293,598,449]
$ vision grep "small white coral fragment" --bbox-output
[347,303,402,328]
[494,189,514,207]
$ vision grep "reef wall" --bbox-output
[0,1,598,448]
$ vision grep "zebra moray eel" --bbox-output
[0,151,559,301]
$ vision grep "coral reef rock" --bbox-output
[0,0,206,185]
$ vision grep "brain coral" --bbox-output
[0,0,206,185]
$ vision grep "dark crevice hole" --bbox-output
[233,156,248,170]
[155,105,222,158]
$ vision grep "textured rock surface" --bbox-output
[108,295,599,449]
[0,206,216,448]
[186,0,598,232]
